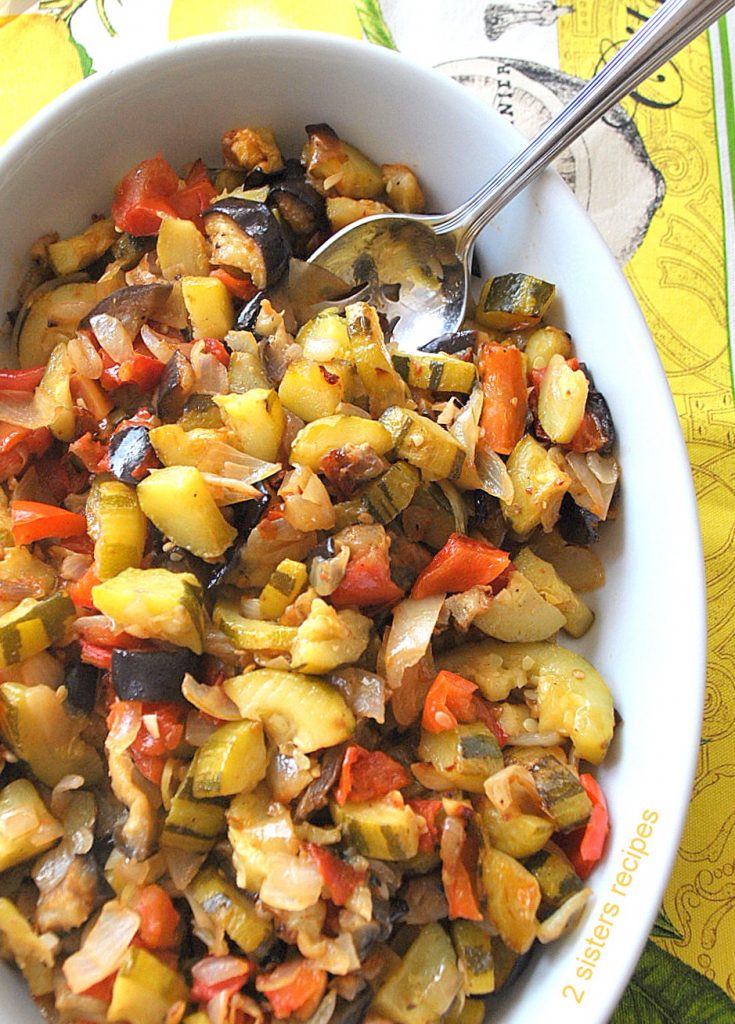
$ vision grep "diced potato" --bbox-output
[290,413,392,470]
[278,359,353,421]
[537,353,589,443]
[296,309,351,362]
[222,126,284,173]
[137,465,237,559]
[504,435,570,535]
[514,547,594,637]
[181,275,234,340]
[346,302,410,415]
[524,325,572,370]
[474,571,566,642]
[47,218,116,275]
[302,124,384,198]
[215,388,285,462]
[157,217,211,279]
[326,197,391,232]
[382,163,425,214]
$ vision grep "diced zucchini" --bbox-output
[108,945,188,1024]
[296,309,351,361]
[179,394,224,431]
[514,547,594,637]
[189,866,272,953]
[224,669,354,752]
[48,218,116,275]
[35,341,75,441]
[213,599,297,651]
[290,413,392,470]
[436,642,527,702]
[445,999,486,1024]
[504,435,570,535]
[524,848,585,920]
[537,353,589,444]
[392,351,476,393]
[279,359,354,421]
[18,282,101,368]
[477,800,553,860]
[192,720,266,798]
[162,764,226,853]
[372,923,460,1024]
[331,794,419,861]
[479,845,540,954]
[181,275,234,340]
[148,424,217,466]
[259,559,308,619]
[524,325,572,370]
[214,388,285,462]
[476,273,555,331]
[290,599,370,674]
[418,723,503,793]
[0,682,103,786]
[473,571,566,642]
[519,754,592,832]
[0,780,63,872]
[92,568,205,653]
[346,302,410,414]
[0,591,74,669]
[228,347,270,393]
[380,406,465,481]
[451,921,495,995]
[137,465,237,559]
[86,479,147,580]
[157,217,211,279]
[401,482,462,551]
[333,460,421,530]
[228,784,298,890]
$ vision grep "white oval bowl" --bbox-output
[0,30,705,1024]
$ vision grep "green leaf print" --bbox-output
[650,906,684,942]
[354,0,397,49]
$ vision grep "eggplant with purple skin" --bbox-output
[419,329,481,355]
[83,282,172,334]
[108,425,158,486]
[577,364,616,455]
[65,661,99,715]
[111,647,200,703]
[268,176,326,238]
[204,198,290,290]
[234,290,265,332]
[156,350,195,422]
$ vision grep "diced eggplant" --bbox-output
[110,233,156,271]
[204,198,290,290]
[205,484,269,593]
[557,493,600,545]
[111,647,200,703]
[577,365,616,454]
[83,282,173,334]
[268,177,326,236]
[108,425,158,485]
[419,329,482,355]
[222,126,284,174]
[65,661,99,715]
[156,350,196,422]
[233,289,265,331]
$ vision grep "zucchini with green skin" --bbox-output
[48,217,117,275]
[0,591,74,669]
[518,754,592,832]
[179,394,224,431]
[333,460,420,529]
[259,558,308,619]
[451,920,495,995]
[331,794,419,860]
[392,351,477,393]
[372,922,460,1024]
[213,598,297,651]
[162,765,227,853]
[523,848,586,920]
[224,669,355,752]
[380,406,465,482]
[108,945,188,1024]
[418,723,503,793]
[86,478,147,580]
[138,465,237,560]
[477,800,554,860]
[92,568,205,654]
[290,414,392,470]
[193,720,266,798]
[479,844,540,954]
[475,273,555,331]
[346,302,410,415]
[514,547,594,637]
[189,866,273,953]
[215,388,285,462]
[0,780,63,872]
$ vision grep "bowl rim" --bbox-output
[0,27,708,1023]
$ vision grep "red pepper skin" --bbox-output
[305,843,366,905]
[210,267,258,301]
[111,155,180,236]
[0,366,46,391]
[408,798,444,853]
[411,533,510,599]
[202,337,231,367]
[478,342,528,455]
[422,670,478,735]
[334,744,411,805]
[130,884,181,951]
[80,642,114,670]
[441,818,483,921]
[558,774,610,879]
[0,425,52,482]
[331,549,404,609]
[69,567,102,610]
[10,500,88,546]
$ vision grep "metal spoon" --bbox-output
[309,0,733,349]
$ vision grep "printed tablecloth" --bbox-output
[0,1,733,1019]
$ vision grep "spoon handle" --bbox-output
[438,0,734,251]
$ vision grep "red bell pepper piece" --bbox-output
[560,774,610,880]
[202,337,230,367]
[69,432,109,472]
[440,817,483,921]
[210,267,258,301]
[111,155,180,236]
[80,973,116,1002]
[305,843,367,906]
[256,960,328,1022]
[334,744,411,806]
[10,500,88,546]
[69,567,102,610]
[411,533,510,600]
[80,641,114,670]
[191,958,253,1004]
[422,669,478,735]
[0,365,46,391]
[330,548,404,609]
[130,884,181,951]
[0,425,53,482]
[408,798,444,853]
[478,342,528,455]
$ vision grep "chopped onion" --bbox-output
[201,473,262,505]
[475,445,514,505]
[564,450,618,520]
[62,902,140,994]
[33,843,74,892]
[303,991,338,1024]
[166,846,207,891]
[260,852,323,911]
[140,323,176,363]
[267,750,314,804]
[67,332,103,379]
[537,888,592,944]
[0,391,50,429]
[191,342,229,395]
[185,711,218,748]
[586,451,619,486]
[280,466,336,532]
[105,700,142,753]
[310,546,350,596]
[192,956,251,988]
[182,673,242,720]
[449,385,482,462]
[384,593,444,689]
[483,764,545,819]
[196,442,280,484]
[89,313,135,364]
[330,667,386,723]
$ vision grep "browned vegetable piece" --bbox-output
[382,163,425,213]
[156,350,195,422]
[222,126,284,173]
[83,282,173,335]
[204,198,290,290]
[326,197,392,232]
[302,122,384,199]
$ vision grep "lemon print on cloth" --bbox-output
[0,14,84,147]
[169,0,363,40]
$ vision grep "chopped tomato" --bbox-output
[305,843,366,906]
[331,548,404,609]
[0,365,46,391]
[101,348,165,392]
[256,960,328,1022]
[10,500,88,546]
[69,432,108,472]
[411,533,510,600]
[111,155,180,236]
[408,798,444,853]
[559,774,609,880]
[202,337,230,367]
[130,884,181,951]
[478,342,528,455]
[0,425,52,481]
[471,696,509,747]
[440,817,483,921]
[334,744,411,806]
[129,703,186,784]
[210,267,258,301]
[168,178,217,228]
[80,972,116,1002]
[191,957,253,1004]
[568,410,606,453]
[422,670,478,735]
[80,642,114,670]
[69,567,102,609]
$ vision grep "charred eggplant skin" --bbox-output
[108,425,158,486]
[65,661,99,714]
[111,647,201,703]
[83,282,172,331]
[204,198,290,289]
[157,350,195,422]
[234,290,265,332]
[419,329,481,355]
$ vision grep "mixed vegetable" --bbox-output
[0,121,619,1024]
